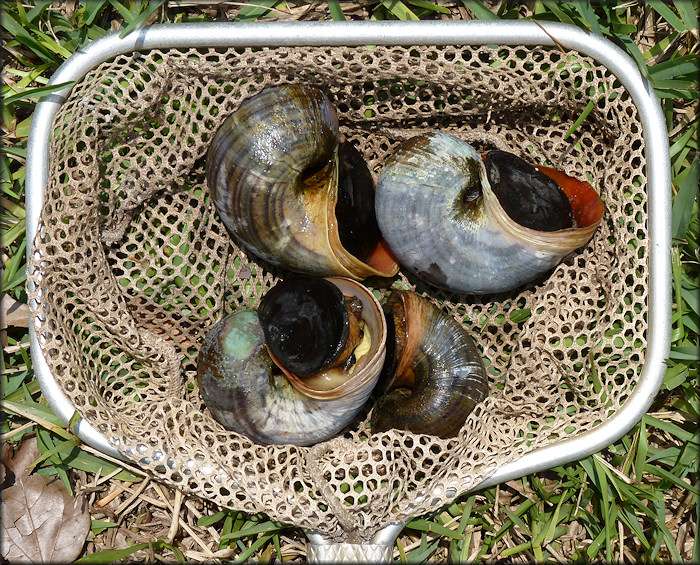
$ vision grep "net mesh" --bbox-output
[27,43,648,542]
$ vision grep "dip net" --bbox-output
[28,43,648,542]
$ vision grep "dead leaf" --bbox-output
[2,435,41,492]
[1,295,29,330]
[3,435,42,479]
[1,437,90,563]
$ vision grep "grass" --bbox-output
[2,1,698,562]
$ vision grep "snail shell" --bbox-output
[371,290,488,438]
[197,277,387,446]
[375,132,604,294]
[207,84,399,280]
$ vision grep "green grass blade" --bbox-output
[1,237,26,292]
[232,533,274,563]
[10,63,51,88]
[646,0,693,32]
[564,99,596,140]
[33,436,81,468]
[1,9,59,64]
[605,30,651,81]
[496,500,533,536]
[58,444,143,481]
[119,0,165,38]
[234,0,280,22]
[3,398,72,434]
[405,517,462,539]
[570,1,602,35]
[90,519,118,535]
[655,86,700,100]
[220,521,284,544]
[634,418,648,481]
[1,268,27,293]
[403,538,440,563]
[663,362,689,390]
[649,55,700,80]
[644,462,700,495]
[2,145,27,160]
[197,510,228,527]
[25,1,52,24]
[617,505,651,550]
[682,282,699,318]
[651,497,684,561]
[672,0,699,32]
[107,0,136,24]
[672,157,699,240]
[669,120,698,159]
[74,542,154,563]
[407,1,451,14]
[84,0,109,26]
[670,345,700,361]
[327,0,346,21]
[3,81,75,105]
[646,414,695,442]
[32,29,73,59]
[381,0,419,20]
[2,217,26,248]
[509,308,532,323]
[541,0,577,25]
[460,0,498,20]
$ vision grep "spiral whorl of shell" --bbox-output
[375,132,603,294]
[207,84,398,280]
[371,291,488,438]
[197,277,387,446]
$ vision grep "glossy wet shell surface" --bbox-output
[485,150,575,231]
[375,132,601,294]
[371,291,488,438]
[207,85,338,273]
[206,85,396,280]
[196,278,387,446]
[258,277,350,377]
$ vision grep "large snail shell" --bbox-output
[197,277,387,446]
[374,132,604,294]
[207,84,399,280]
[371,290,488,438]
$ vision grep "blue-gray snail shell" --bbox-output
[375,132,604,294]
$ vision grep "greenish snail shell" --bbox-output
[197,277,387,446]
[207,84,399,280]
[371,290,488,438]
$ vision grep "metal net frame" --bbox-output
[28,41,649,542]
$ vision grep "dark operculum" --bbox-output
[486,150,575,231]
[258,277,350,377]
[335,142,381,263]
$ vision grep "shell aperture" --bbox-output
[371,291,488,438]
[336,142,381,263]
[375,131,604,294]
[206,84,399,280]
[197,277,387,446]
[485,150,575,231]
[258,277,355,378]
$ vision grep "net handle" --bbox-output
[306,523,404,563]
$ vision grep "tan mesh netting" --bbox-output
[27,44,648,542]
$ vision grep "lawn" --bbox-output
[2,1,697,562]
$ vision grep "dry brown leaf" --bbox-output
[1,295,29,330]
[1,438,90,563]
[3,436,42,479]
